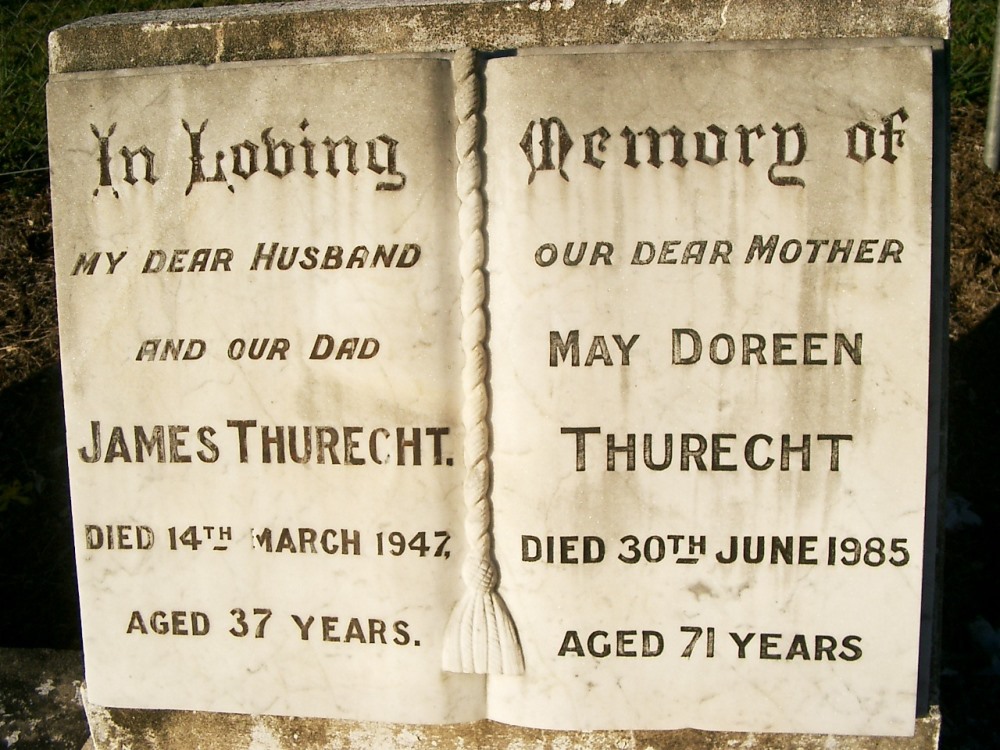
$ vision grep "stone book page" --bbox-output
[483,44,932,735]
[48,56,485,722]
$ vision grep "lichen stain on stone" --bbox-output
[248,720,282,749]
[256,714,340,749]
[71,706,947,750]
[528,0,577,11]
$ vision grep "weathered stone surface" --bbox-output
[83,697,942,750]
[49,0,950,75]
[0,648,88,750]
[46,0,949,747]
[48,54,473,724]
[484,41,936,736]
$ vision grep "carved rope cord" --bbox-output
[441,48,525,675]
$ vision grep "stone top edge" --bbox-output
[48,0,950,75]
[55,0,488,30]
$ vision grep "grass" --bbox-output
[952,0,999,108]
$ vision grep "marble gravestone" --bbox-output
[45,1,949,748]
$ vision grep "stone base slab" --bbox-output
[83,689,941,750]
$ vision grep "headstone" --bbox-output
[485,43,936,734]
[49,54,473,723]
[46,1,949,748]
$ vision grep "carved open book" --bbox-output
[47,41,937,736]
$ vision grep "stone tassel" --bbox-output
[441,48,524,675]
